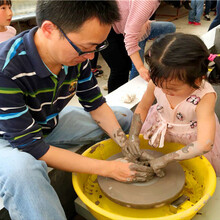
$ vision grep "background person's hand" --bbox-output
[138,66,150,82]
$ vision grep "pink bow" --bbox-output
[208,54,217,61]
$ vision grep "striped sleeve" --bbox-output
[76,60,106,111]
[0,75,49,159]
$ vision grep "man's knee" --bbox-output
[0,150,48,185]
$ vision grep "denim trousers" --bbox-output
[0,106,132,220]
[129,21,176,80]
[204,0,211,15]
[188,0,205,22]
[209,0,220,30]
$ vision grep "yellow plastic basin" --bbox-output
[72,135,216,220]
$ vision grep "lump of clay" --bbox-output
[121,93,136,103]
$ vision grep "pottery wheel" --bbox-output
[97,149,185,208]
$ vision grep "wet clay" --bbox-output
[98,149,185,209]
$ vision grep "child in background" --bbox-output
[0,0,16,43]
[124,33,220,177]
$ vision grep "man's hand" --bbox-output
[122,136,141,160]
[138,66,150,82]
[108,159,155,183]
[129,163,155,182]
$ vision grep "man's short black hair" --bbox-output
[36,0,120,33]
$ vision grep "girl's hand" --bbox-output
[149,157,166,177]
[138,66,150,82]
[107,160,154,183]
[122,136,141,160]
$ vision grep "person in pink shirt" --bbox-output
[101,0,192,93]
[0,0,16,43]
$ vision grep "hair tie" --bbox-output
[208,54,218,62]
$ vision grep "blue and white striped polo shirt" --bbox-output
[0,27,105,159]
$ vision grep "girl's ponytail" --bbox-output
[208,54,220,84]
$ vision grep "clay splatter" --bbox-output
[90,144,100,153]
[182,143,194,153]
[95,201,100,205]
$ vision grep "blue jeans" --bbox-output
[188,0,205,22]
[209,0,220,30]
[205,0,211,15]
[0,106,132,220]
[129,21,176,80]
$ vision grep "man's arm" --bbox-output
[39,145,138,182]
[90,103,128,148]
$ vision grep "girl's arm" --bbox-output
[149,93,216,172]
[123,80,156,158]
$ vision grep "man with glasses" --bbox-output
[0,1,153,219]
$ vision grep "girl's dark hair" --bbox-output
[0,0,11,6]
[36,0,120,33]
[145,33,220,88]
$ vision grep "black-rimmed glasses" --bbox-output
[58,26,109,56]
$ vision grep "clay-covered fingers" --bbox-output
[154,168,165,178]
[122,139,141,160]
[127,164,155,183]
[128,140,141,157]
[149,157,166,178]
[127,176,148,183]
[129,163,154,175]
[121,146,136,161]
[125,171,154,183]
[134,160,149,166]
[139,151,155,161]
[109,160,136,182]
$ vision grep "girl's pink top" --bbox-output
[113,0,160,56]
[141,80,220,176]
[0,26,16,43]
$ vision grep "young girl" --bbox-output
[124,33,220,177]
[0,0,16,43]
